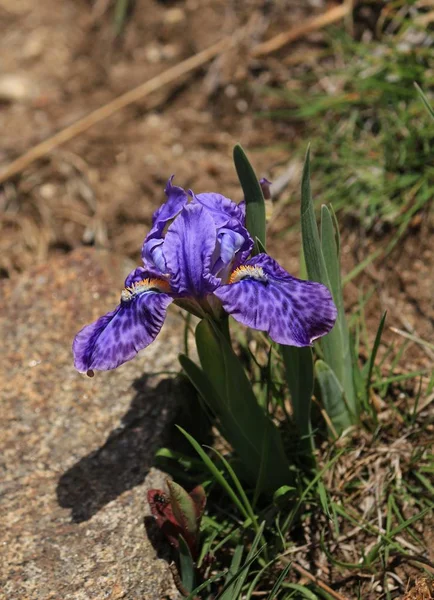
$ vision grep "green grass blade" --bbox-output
[233,144,266,252]
[282,583,319,599]
[231,523,266,599]
[206,446,260,536]
[414,82,434,120]
[378,369,429,387]
[113,0,130,36]
[363,311,387,402]
[215,545,266,600]
[267,563,292,599]
[256,237,267,254]
[220,543,244,600]
[186,570,228,599]
[343,248,383,285]
[281,450,343,534]
[176,425,251,523]
[245,559,276,600]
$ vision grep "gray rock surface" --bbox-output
[0,248,184,599]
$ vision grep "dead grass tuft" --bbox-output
[403,576,434,600]
[289,410,434,599]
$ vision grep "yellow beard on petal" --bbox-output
[121,278,171,302]
[229,265,267,284]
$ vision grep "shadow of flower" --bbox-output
[56,375,181,523]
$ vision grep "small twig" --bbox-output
[287,560,351,600]
[169,562,199,599]
[269,160,300,200]
[0,6,357,183]
[389,326,434,361]
[320,408,340,440]
[0,36,231,184]
[252,4,351,57]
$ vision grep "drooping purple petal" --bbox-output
[164,203,220,297]
[192,192,245,227]
[73,269,173,372]
[214,254,337,346]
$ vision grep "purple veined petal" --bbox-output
[214,254,337,346]
[73,271,173,372]
[141,176,188,266]
[192,191,245,227]
[218,228,246,265]
[164,203,220,297]
[211,219,254,280]
[142,238,167,273]
[152,176,188,230]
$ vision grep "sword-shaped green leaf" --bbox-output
[315,360,352,437]
[321,204,357,417]
[280,344,315,459]
[300,148,357,427]
[233,144,266,253]
[193,318,291,493]
[178,535,195,593]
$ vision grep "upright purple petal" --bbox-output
[142,238,167,273]
[152,176,188,231]
[142,177,188,267]
[73,269,173,372]
[214,254,337,346]
[211,219,253,280]
[192,192,245,227]
[164,203,220,297]
[218,228,246,265]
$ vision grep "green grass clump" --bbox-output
[162,408,433,599]
[260,10,434,232]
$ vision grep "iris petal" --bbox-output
[214,254,337,346]
[142,238,167,273]
[73,269,172,372]
[218,228,246,265]
[164,203,220,296]
[151,176,188,231]
[211,219,254,280]
[141,176,188,267]
[192,192,245,227]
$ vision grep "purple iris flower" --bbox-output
[73,177,337,374]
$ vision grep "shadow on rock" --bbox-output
[57,375,181,523]
[144,516,174,562]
